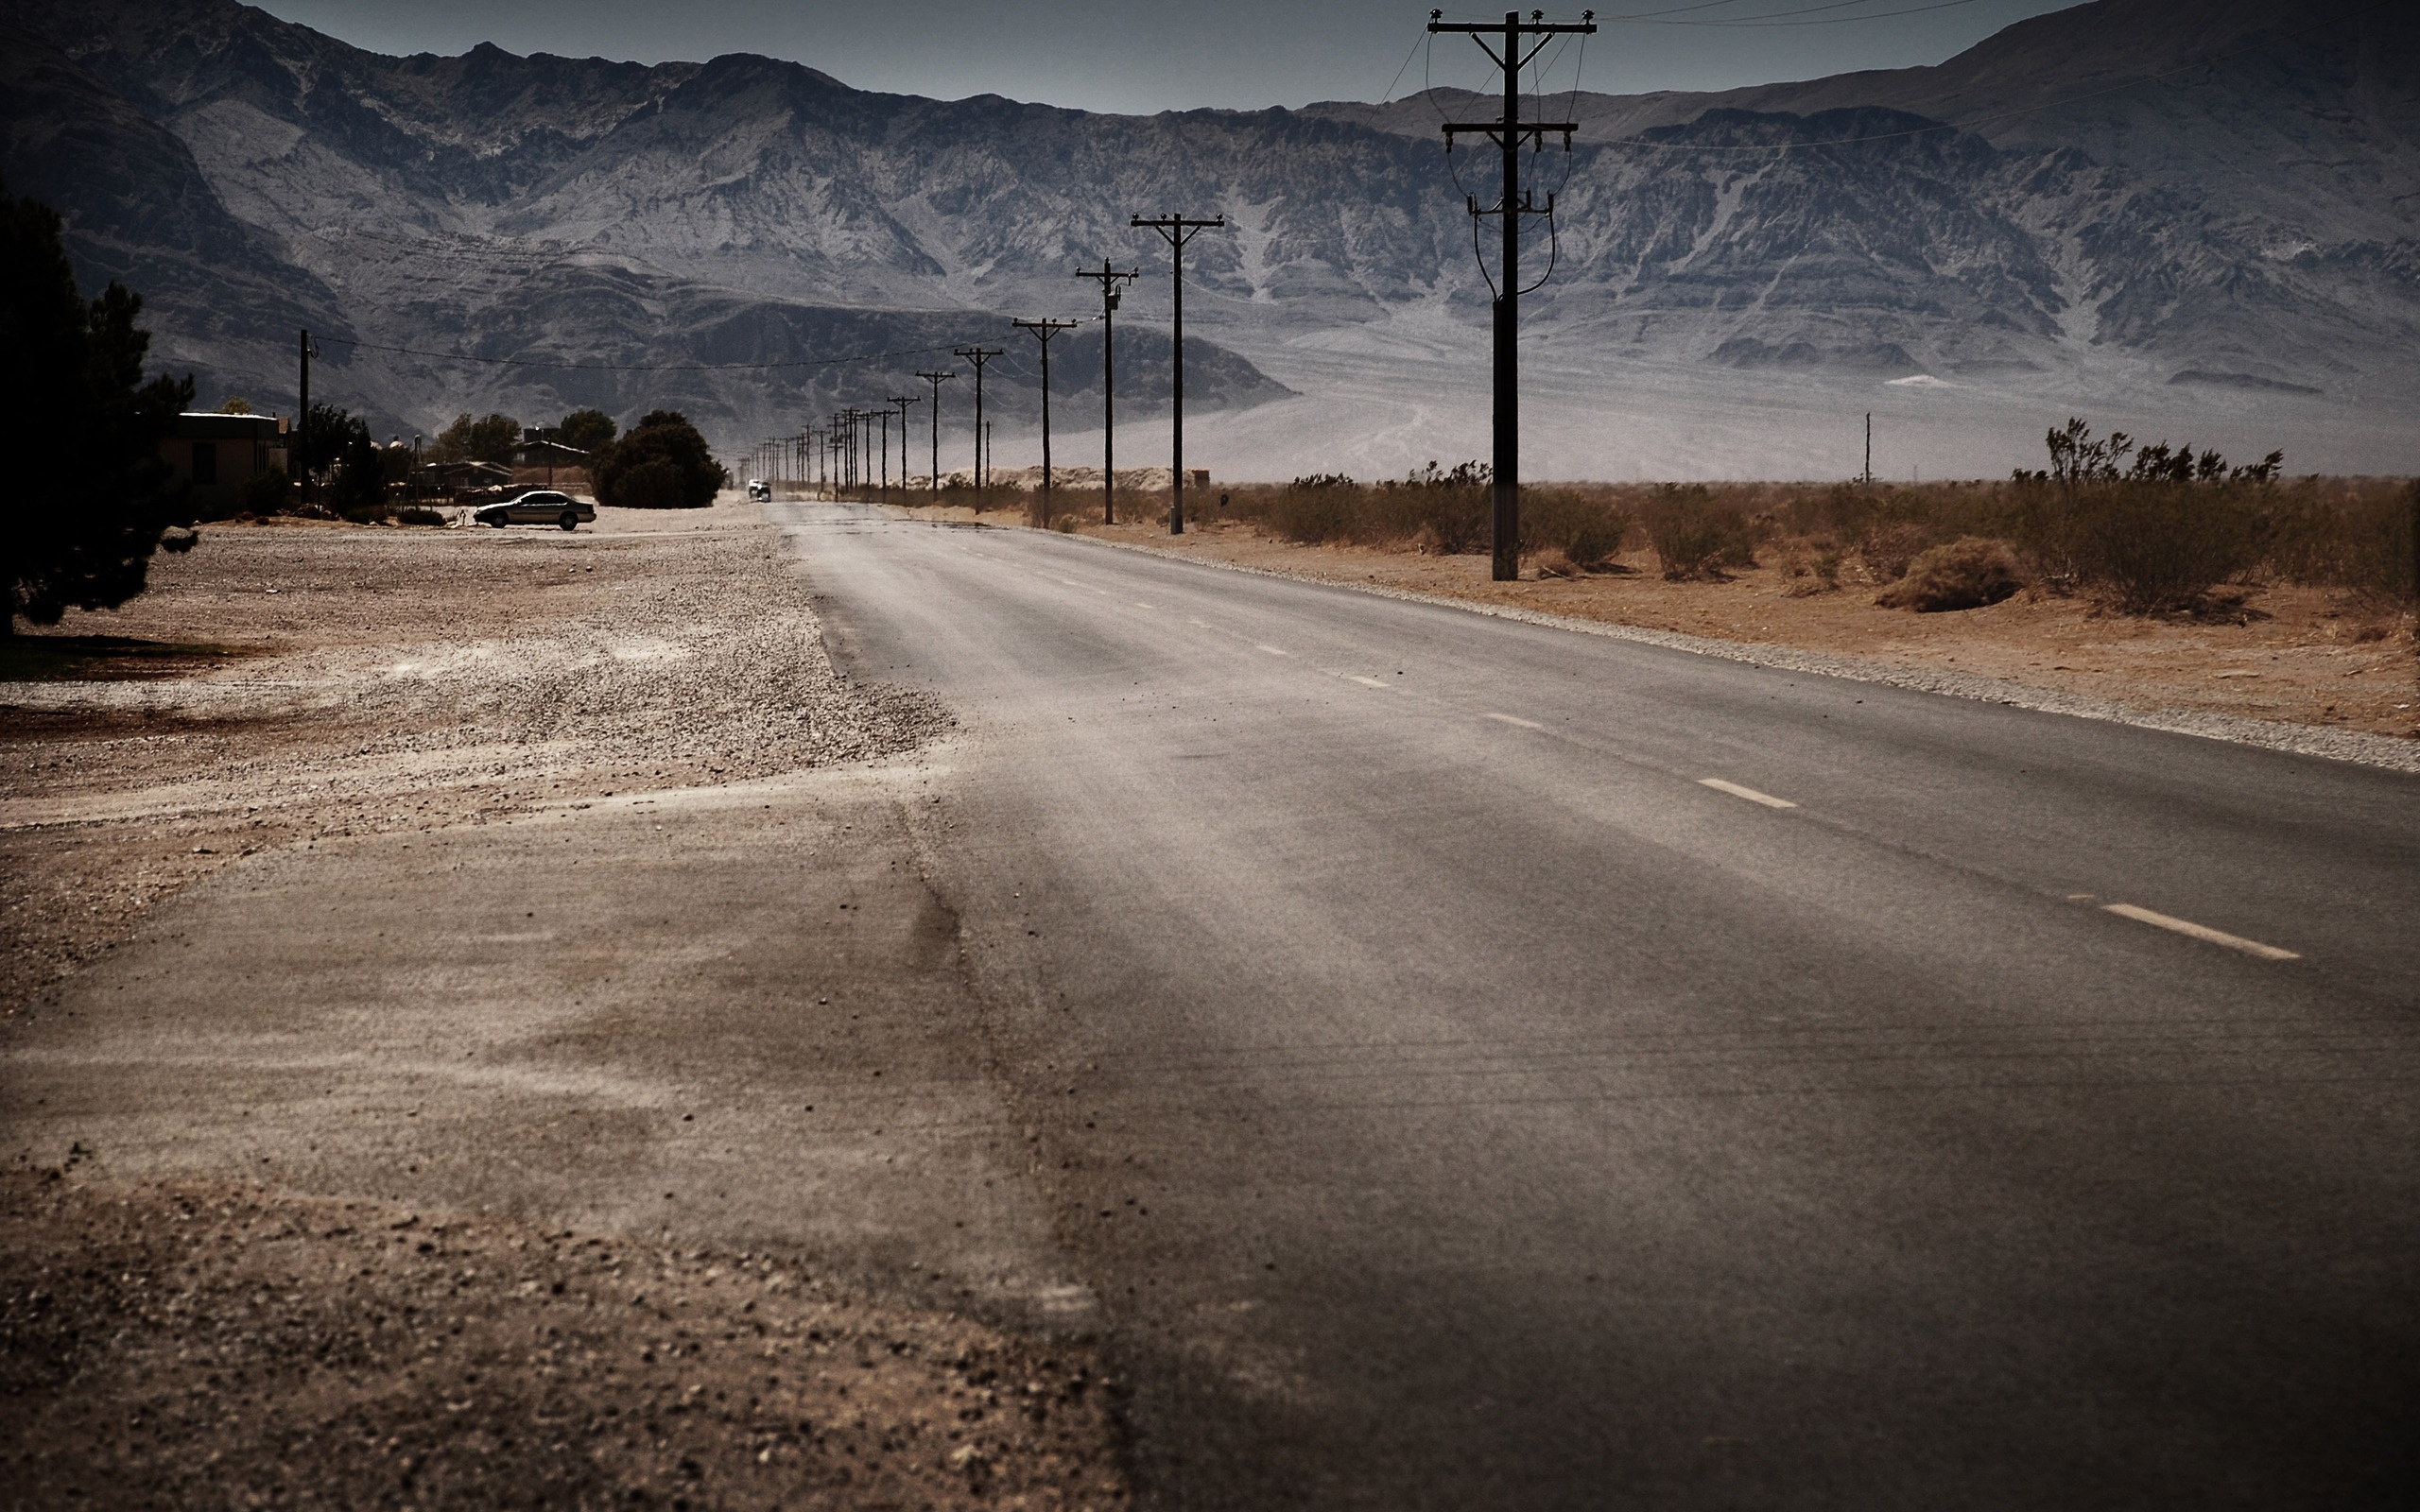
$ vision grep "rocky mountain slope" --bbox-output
[4,0,2412,474]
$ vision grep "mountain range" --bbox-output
[4,0,2414,478]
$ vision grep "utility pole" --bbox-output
[1429,8,1596,581]
[296,328,312,505]
[916,369,956,494]
[953,346,1004,493]
[1131,215,1227,535]
[876,408,893,493]
[890,395,921,493]
[1864,412,1874,487]
[1012,318,1080,527]
[1074,259,1139,524]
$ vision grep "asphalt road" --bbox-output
[782,501,2420,1510]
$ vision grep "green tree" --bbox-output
[1,181,196,635]
[428,410,523,465]
[593,410,728,509]
[293,403,387,518]
[557,407,617,455]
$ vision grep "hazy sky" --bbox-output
[255,0,2083,115]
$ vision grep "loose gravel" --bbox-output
[0,1169,1129,1510]
[1,503,949,1009]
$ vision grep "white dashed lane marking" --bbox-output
[1349,676,1390,689]
[1256,644,1290,658]
[1486,713,1543,730]
[2102,903,2301,961]
[1698,778,1796,810]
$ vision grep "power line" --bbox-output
[286,333,991,374]
[1556,0,2394,157]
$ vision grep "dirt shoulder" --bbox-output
[890,501,2420,759]
[0,499,941,1012]
[1,1170,1124,1509]
[2,500,1127,1506]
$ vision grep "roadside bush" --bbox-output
[1642,485,1757,579]
[594,410,726,509]
[1858,521,1936,581]
[1876,537,2024,611]
[394,506,447,526]
[1522,489,1630,571]
[2004,421,2287,612]
[240,466,291,516]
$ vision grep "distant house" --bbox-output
[416,459,514,497]
[163,411,287,513]
[515,437,591,490]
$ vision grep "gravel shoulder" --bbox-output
[1,498,943,1011]
[1,500,1127,1507]
[892,502,2420,772]
[1,1170,1124,1509]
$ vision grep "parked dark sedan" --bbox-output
[475,490,596,530]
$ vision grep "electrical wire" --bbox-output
[1580,0,2391,156]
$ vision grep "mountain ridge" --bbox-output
[4,0,2412,474]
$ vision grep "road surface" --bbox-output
[785,501,2420,1509]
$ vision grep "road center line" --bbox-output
[1698,777,1796,809]
[2102,903,2301,960]
[1350,676,1390,689]
[1134,601,1155,610]
[1256,644,1290,657]
[1485,713,1543,730]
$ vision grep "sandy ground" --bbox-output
[884,499,2420,746]
[2,500,1130,1506]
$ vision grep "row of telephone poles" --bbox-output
[752,9,1596,569]
[754,212,1231,532]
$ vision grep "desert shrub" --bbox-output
[1876,537,2024,611]
[1265,483,1365,544]
[230,466,290,518]
[2263,477,2418,602]
[2002,419,2285,612]
[393,506,446,526]
[1642,485,1756,579]
[1859,521,1936,581]
[1052,513,1080,533]
[1522,489,1630,570]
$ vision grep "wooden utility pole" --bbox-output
[953,346,1003,493]
[915,370,956,494]
[1074,259,1140,524]
[890,395,921,491]
[1428,9,1596,580]
[1131,215,1226,535]
[296,329,312,504]
[1012,318,1080,527]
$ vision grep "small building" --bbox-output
[162,412,288,514]
[416,459,514,498]
[514,438,591,490]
